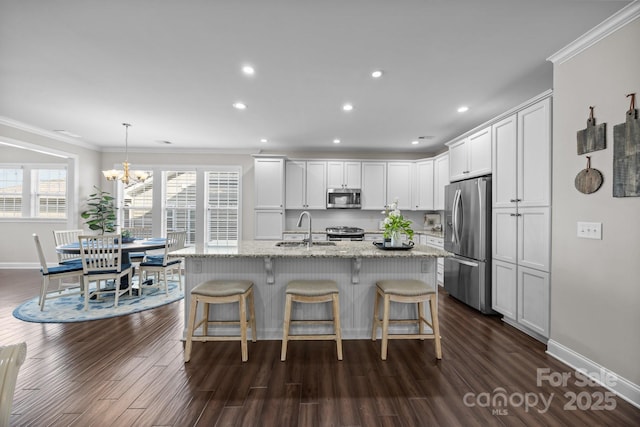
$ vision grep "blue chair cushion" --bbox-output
[140,258,181,267]
[60,258,83,266]
[129,252,146,259]
[42,263,83,275]
[84,263,133,275]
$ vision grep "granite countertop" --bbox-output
[283,229,444,238]
[170,240,451,259]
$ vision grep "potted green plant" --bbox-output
[81,186,117,234]
[381,199,414,247]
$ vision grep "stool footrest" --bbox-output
[290,320,335,325]
[286,335,339,341]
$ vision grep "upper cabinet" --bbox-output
[254,157,284,209]
[414,160,434,210]
[361,162,387,210]
[448,126,492,182]
[493,97,551,208]
[327,161,361,189]
[433,153,449,210]
[285,160,327,209]
[387,162,413,210]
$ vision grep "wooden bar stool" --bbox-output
[281,280,343,361]
[184,280,256,363]
[371,279,442,360]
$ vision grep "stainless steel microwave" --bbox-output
[327,188,361,209]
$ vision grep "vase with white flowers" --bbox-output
[381,199,414,247]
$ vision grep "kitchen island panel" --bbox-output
[181,255,438,340]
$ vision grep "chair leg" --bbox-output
[239,294,248,362]
[332,293,343,361]
[184,296,199,362]
[83,277,90,311]
[202,302,209,336]
[418,301,425,338]
[381,294,391,360]
[39,276,49,311]
[249,288,257,342]
[281,294,293,361]
[429,295,442,359]
[371,288,380,341]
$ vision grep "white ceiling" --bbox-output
[0,0,631,155]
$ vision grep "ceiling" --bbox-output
[0,0,631,155]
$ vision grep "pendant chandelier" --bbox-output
[102,123,149,185]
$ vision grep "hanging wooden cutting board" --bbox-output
[577,106,606,154]
[575,156,603,194]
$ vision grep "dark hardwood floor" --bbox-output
[1,268,638,426]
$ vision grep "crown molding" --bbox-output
[547,1,640,65]
[0,116,101,150]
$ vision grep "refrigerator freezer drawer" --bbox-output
[444,256,493,314]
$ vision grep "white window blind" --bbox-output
[207,171,239,246]
[165,171,197,244]
[33,168,67,218]
[122,174,154,229]
[0,168,23,217]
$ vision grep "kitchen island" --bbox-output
[170,240,451,339]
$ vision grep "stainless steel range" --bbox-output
[326,226,365,241]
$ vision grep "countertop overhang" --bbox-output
[170,240,451,259]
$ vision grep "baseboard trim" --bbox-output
[547,339,640,409]
[0,262,39,269]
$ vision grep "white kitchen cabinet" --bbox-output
[425,235,444,286]
[490,95,552,341]
[433,153,449,210]
[493,98,551,208]
[254,157,285,209]
[387,162,413,210]
[447,126,492,182]
[517,266,550,338]
[361,162,387,210]
[285,160,326,209]
[492,260,517,320]
[254,210,283,240]
[414,160,434,210]
[327,161,361,189]
[254,157,285,239]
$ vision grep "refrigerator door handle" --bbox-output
[452,189,462,245]
[451,257,479,268]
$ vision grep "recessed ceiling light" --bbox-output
[411,140,419,145]
[54,130,81,138]
[342,103,354,112]
[371,70,383,78]
[333,139,341,144]
[260,138,268,143]
[233,102,247,110]
[457,106,469,113]
[242,65,255,75]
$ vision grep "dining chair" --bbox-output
[123,227,153,263]
[52,229,83,265]
[33,233,84,311]
[78,234,133,310]
[0,342,27,427]
[139,230,186,295]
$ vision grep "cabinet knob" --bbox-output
[509,213,522,217]
[510,198,522,202]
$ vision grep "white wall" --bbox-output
[0,124,102,265]
[551,18,640,385]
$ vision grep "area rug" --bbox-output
[13,280,184,323]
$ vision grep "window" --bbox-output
[0,165,67,218]
[165,171,197,245]
[207,170,240,246]
[33,168,67,218]
[122,174,154,229]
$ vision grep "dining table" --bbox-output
[56,237,167,291]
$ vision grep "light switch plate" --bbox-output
[577,222,602,240]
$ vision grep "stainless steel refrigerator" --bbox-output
[444,176,494,314]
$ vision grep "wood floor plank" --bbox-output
[2,270,639,427]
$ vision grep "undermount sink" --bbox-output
[275,241,336,247]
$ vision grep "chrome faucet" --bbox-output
[296,211,313,248]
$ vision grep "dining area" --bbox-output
[25,228,186,317]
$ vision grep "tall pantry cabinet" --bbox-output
[492,96,551,341]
